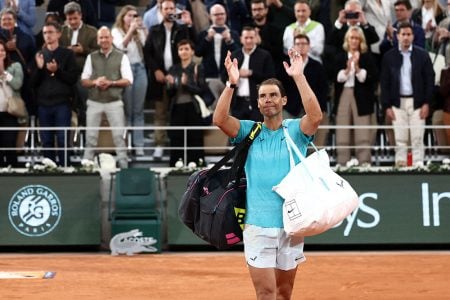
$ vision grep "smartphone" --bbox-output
[168,13,181,22]
[213,26,226,34]
[345,11,359,19]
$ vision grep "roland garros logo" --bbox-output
[8,185,62,237]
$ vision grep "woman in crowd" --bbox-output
[0,8,35,72]
[112,5,148,156]
[0,40,23,167]
[0,8,35,116]
[334,26,378,166]
[166,39,206,166]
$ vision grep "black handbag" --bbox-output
[178,122,262,249]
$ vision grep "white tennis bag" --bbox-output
[272,124,359,237]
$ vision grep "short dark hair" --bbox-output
[44,21,62,32]
[177,39,194,50]
[241,25,256,32]
[397,21,414,34]
[294,33,310,44]
[258,78,287,98]
[394,0,412,10]
[250,0,267,8]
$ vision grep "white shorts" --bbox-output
[243,224,306,271]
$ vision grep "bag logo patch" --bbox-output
[285,200,301,220]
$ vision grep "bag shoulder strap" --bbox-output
[206,122,262,177]
[282,119,318,168]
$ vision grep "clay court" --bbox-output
[1,251,449,299]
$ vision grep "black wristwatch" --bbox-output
[226,81,237,89]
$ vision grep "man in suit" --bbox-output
[327,0,379,55]
[249,0,285,79]
[381,22,434,166]
[59,1,98,125]
[195,3,239,106]
[230,26,275,121]
[287,33,329,147]
[379,0,425,55]
[47,0,98,28]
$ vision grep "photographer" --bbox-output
[327,0,379,56]
[195,4,239,108]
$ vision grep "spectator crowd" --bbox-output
[0,0,449,168]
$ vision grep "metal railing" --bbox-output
[0,124,449,167]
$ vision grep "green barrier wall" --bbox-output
[166,173,450,246]
[0,174,101,246]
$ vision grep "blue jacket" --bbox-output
[381,45,434,111]
[379,20,425,55]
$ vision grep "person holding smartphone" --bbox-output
[327,0,379,57]
[59,1,98,126]
[195,4,240,109]
[112,5,148,156]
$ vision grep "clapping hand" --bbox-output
[283,48,304,78]
[46,59,58,75]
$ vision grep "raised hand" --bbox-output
[224,51,239,84]
[283,48,304,78]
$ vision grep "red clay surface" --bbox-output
[0,251,449,299]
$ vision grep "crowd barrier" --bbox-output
[1,124,449,168]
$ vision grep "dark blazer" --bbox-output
[328,23,379,54]
[0,27,36,71]
[144,22,195,100]
[195,29,240,78]
[285,56,328,116]
[379,20,425,55]
[334,51,379,116]
[381,46,435,111]
[47,0,98,28]
[59,23,99,72]
[229,47,276,107]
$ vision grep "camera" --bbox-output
[345,11,359,20]
[213,26,226,34]
[168,13,181,22]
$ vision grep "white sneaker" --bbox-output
[153,146,163,159]
[135,147,145,156]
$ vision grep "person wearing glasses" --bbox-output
[380,0,425,55]
[195,3,239,110]
[285,34,329,148]
[30,21,78,166]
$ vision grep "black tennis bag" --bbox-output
[178,123,261,250]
